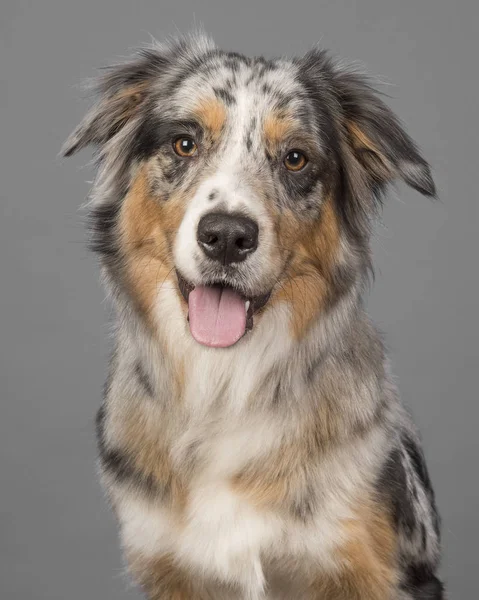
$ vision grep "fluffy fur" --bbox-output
[64,33,445,599]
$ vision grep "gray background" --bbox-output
[1,0,477,598]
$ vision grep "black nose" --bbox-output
[197,212,259,265]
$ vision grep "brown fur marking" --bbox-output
[193,96,227,140]
[273,196,341,338]
[119,165,187,393]
[263,112,299,151]
[127,552,197,599]
[231,457,290,510]
[310,499,398,599]
[126,551,238,600]
[120,166,186,323]
[347,121,380,155]
[230,424,327,515]
[105,82,150,131]
[347,121,394,182]
[109,396,187,509]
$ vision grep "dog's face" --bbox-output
[140,56,337,348]
[64,35,435,348]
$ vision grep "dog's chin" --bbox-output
[176,270,271,349]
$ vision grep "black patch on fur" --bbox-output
[130,112,164,159]
[257,64,270,80]
[135,361,154,397]
[101,447,161,496]
[96,404,107,446]
[244,115,257,153]
[222,51,250,74]
[88,199,122,260]
[305,355,322,383]
[402,564,445,599]
[161,158,191,185]
[401,432,433,495]
[224,58,241,73]
[270,380,282,407]
[378,446,418,535]
[273,92,296,112]
[226,51,250,63]
[280,166,323,202]
[379,438,444,597]
[213,87,236,105]
[208,190,218,201]
[401,431,442,538]
[421,523,428,550]
[165,48,220,96]
[291,486,315,522]
[133,116,203,160]
[262,83,272,95]
[130,116,203,187]
[96,404,167,498]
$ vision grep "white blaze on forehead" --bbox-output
[171,60,305,288]
[213,87,259,193]
[173,87,273,286]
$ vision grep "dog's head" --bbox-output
[64,34,435,348]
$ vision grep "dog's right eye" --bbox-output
[173,136,198,157]
[284,150,308,172]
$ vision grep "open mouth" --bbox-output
[176,271,271,348]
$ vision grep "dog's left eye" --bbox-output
[173,136,198,157]
[284,150,308,172]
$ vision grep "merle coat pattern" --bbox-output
[64,33,445,599]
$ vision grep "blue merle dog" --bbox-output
[63,33,445,600]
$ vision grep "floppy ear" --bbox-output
[61,51,166,157]
[332,68,436,198]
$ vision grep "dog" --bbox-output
[63,33,445,599]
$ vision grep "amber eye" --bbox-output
[173,136,198,157]
[284,150,308,172]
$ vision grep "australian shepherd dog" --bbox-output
[63,33,445,599]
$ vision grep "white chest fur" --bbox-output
[113,418,386,597]
[116,478,281,598]
[114,425,373,599]
[114,290,383,596]
[178,482,280,596]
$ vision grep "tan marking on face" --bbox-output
[309,499,398,599]
[271,195,341,338]
[263,111,299,151]
[119,165,187,393]
[119,166,186,321]
[192,96,227,140]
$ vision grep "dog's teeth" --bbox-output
[245,300,251,312]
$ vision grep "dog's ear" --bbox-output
[331,67,436,198]
[62,34,217,157]
[61,51,166,157]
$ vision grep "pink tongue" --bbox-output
[188,286,246,348]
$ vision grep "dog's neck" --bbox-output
[111,278,368,413]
